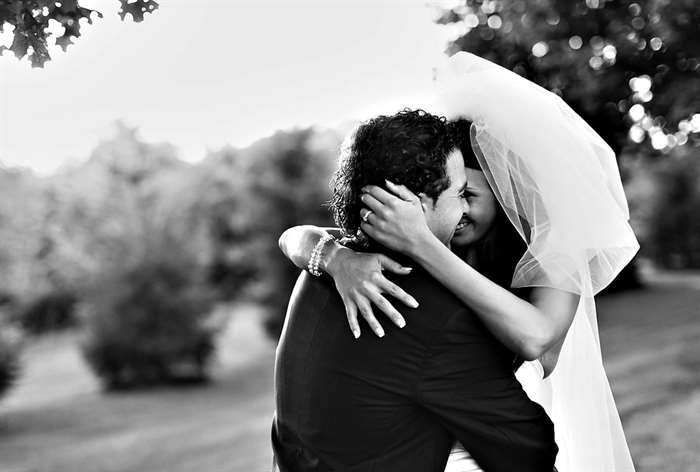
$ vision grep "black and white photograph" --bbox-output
[1,1,699,471]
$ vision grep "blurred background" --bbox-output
[0,1,699,471]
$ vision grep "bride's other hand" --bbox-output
[359,180,434,258]
[325,245,419,339]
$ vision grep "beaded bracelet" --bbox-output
[307,234,335,277]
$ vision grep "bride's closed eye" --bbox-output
[460,189,477,200]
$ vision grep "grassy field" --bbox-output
[1,273,699,472]
[598,271,700,471]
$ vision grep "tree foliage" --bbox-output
[249,130,338,337]
[202,129,339,338]
[54,123,220,389]
[0,167,47,303]
[0,119,341,349]
[436,0,700,155]
[82,252,217,390]
[0,315,21,400]
[0,0,158,67]
[634,146,700,268]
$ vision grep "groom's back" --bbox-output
[273,256,557,472]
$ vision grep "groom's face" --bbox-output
[419,149,469,246]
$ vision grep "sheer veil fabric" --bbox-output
[433,52,639,471]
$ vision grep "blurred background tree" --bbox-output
[0,120,342,389]
[41,123,221,389]
[0,166,63,332]
[435,0,700,277]
[624,145,700,269]
[436,0,700,153]
[0,168,45,307]
[0,313,22,400]
[0,0,158,67]
[646,149,700,268]
[219,129,339,338]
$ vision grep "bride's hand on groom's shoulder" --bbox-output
[325,246,419,339]
[359,180,433,258]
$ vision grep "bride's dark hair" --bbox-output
[449,119,529,295]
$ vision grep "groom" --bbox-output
[272,109,557,472]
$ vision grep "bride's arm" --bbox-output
[278,225,418,338]
[278,225,343,271]
[411,236,578,364]
[360,182,578,374]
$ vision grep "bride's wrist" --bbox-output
[321,242,351,277]
[407,229,440,262]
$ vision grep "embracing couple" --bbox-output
[271,53,640,472]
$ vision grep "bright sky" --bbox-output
[0,0,452,175]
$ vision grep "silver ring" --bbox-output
[361,210,373,223]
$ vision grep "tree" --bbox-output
[436,0,700,287]
[42,122,221,389]
[0,320,21,400]
[0,0,158,67]
[230,128,339,338]
[152,128,340,340]
[0,167,48,305]
[436,0,700,156]
[190,146,260,303]
[639,146,700,268]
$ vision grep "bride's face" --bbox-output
[451,167,499,247]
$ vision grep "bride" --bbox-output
[278,52,639,471]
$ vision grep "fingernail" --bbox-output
[404,266,413,272]
[385,179,394,185]
[353,330,360,339]
[409,299,419,308]
[377,328,385,337]
[398,319,406,328]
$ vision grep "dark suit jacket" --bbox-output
[272,246,557,472]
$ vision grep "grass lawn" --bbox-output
[0,304,277,472]
[1,273,699,472]
[598,271,700,471]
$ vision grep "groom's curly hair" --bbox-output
[330,109,468,238]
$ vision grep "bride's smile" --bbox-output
[452,168,499,248]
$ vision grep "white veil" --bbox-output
[434,52,639,471]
